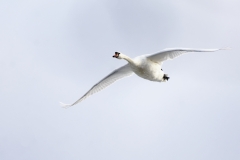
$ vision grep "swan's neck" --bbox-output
[121,54,134,64]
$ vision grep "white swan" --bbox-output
[60,48,227,108]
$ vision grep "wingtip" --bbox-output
[59,102,72,109]
[220,47,231,50]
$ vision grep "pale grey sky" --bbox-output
[0,0,239,160]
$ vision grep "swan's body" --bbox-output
[60,48,227,108]
[128,55,164,82]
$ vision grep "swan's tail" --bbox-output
[59,102,73,109]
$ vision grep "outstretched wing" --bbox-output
[60,64,133,108]
[147,48,225,63]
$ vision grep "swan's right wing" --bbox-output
[60,64,133,108]
[147,48,226,63]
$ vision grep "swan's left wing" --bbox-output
[60,64,133,108]
[147,48,225,63]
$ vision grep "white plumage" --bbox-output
[60,48,227,108]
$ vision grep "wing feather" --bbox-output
[60,64,133,108]
[147,48,224,63]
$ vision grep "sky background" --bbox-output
[0,0,240,159]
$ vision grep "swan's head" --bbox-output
[113,52,122,59]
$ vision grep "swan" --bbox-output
[60,48,227,108]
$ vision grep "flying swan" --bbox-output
[60,48,227,108]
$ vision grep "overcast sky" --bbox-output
[0,0,239,160]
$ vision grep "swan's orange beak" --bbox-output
[113,52,119,58]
